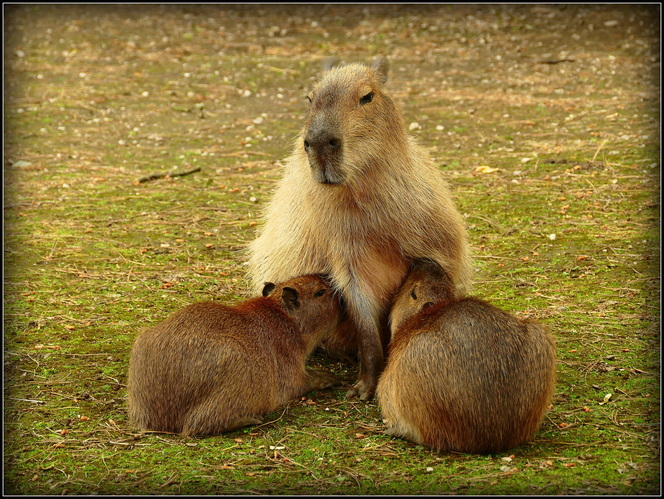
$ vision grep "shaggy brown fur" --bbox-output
[247,57,471,400]
[377,260,556,453]
[127,275,341,436]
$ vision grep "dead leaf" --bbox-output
[599,393,612,405]
[475,165,499,174]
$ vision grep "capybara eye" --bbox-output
[411,288,418,300]
[360,91,374,105]
[306,95,312,104]
[314,289,326,297]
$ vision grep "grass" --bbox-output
[4,3,660,495]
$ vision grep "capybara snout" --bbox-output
[303,127,343,184]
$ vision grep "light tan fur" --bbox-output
[127,275,341,436]
[248,58,471,400]
[377,260,557,453]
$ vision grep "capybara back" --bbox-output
[127,275,341,436]
[378,262,556,453]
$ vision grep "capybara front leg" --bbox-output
[345,319,384,401]
[343,287,384,401]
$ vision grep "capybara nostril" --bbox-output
[304,130,342,156]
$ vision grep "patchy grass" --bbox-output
[4,4,660,495]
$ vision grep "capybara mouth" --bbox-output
[309,156,345,185]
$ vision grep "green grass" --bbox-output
[4,3,660,495]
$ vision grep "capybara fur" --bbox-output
[247,57,472,401]
[127,275,341,436]
[377,260,556,454]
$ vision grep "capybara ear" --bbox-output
[282,287,301,310]
[371,55,389,84]
[321,56,341,72]
[413,258,447,280]
[262,282,277,297]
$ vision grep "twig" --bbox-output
[592,139,608,162]
[108,440,149,447]
[138,167,201,184]
[251,406,290,430]
[9,397,45,404]
[216,150,270,158]
[265,65,299,74]
[538,57,575,64]
[158,471,179,488]
[466,214,506,232]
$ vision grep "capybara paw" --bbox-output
[225,416,263,432]
[384,426,401,437]
[345,380,375,401]
[306,369,340,390]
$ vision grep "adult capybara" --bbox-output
[377,260,556,454]
[127,275,341,436]
[248,57,472,401]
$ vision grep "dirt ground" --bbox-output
[3,3,661,495]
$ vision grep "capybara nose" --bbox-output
[304,131,342,156]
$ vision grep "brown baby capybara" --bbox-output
[127,275,341,436]
[377,260,556,454]
[248,56,472,401]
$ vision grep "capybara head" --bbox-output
[302,56,405,185]
[389,259,458,335]
[262,274,342,348]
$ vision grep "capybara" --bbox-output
[247,56,472,401]
[127,275,341,436]
[377,260,556,453]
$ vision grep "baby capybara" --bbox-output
[127,275,341,436]
[377,260,556,453]
[248,57,472,401]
